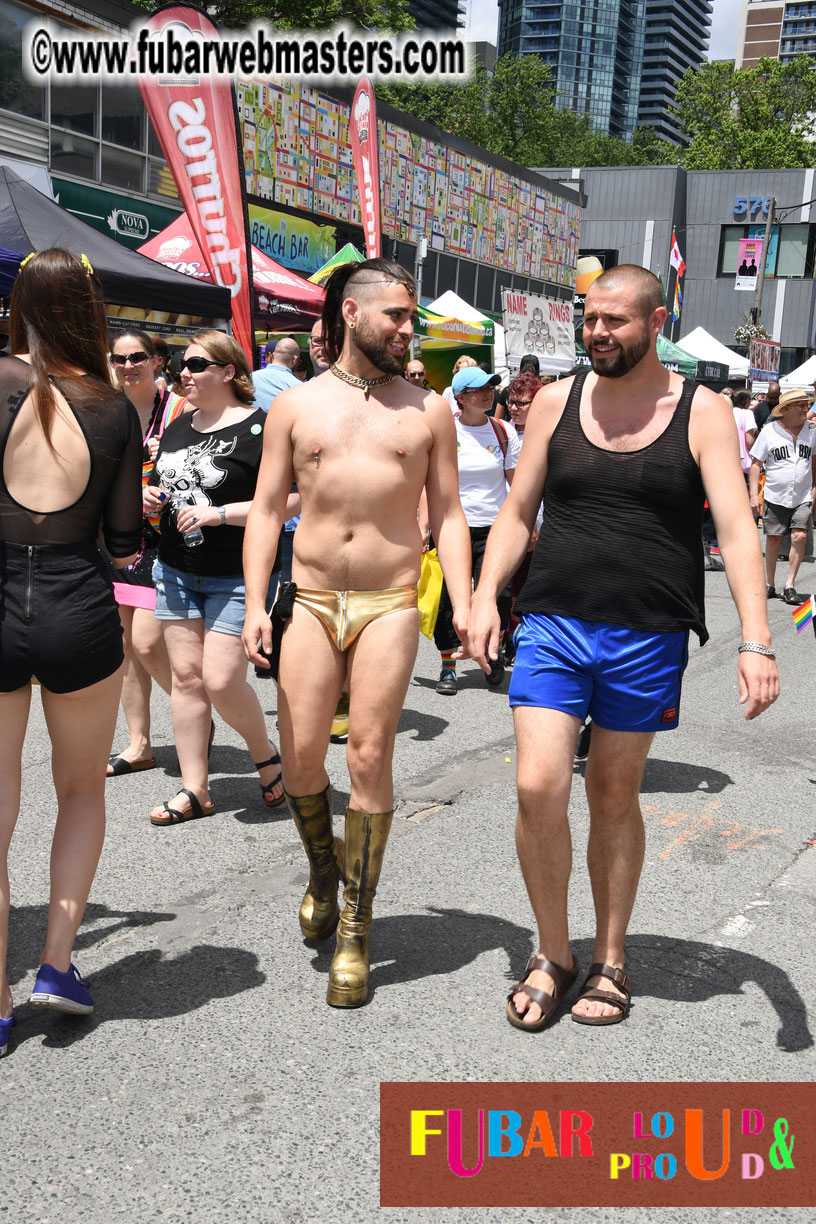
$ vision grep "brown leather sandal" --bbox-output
[571,962,632,1026]
[506,953,579,1032]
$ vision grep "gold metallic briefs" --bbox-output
[294,586,417,652]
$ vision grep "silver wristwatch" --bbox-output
[217,506,227,526]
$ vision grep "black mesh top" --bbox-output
[517,368,708,644]
[0,354,143,557]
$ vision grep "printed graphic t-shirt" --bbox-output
[455,417,521,526]
[750,420,815,508]
[152,407,266,576]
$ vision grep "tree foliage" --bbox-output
[378,54,674,169]
[133,0,415,32]
[673,55,816,169]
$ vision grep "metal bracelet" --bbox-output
[218,505,227,526]
[738,641,776,658]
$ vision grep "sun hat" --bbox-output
[772,388,814,417]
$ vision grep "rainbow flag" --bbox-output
[792,595,815,633]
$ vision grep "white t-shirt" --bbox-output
[732,406,757,473]
[455,417,521,526]
[750,420,815,508]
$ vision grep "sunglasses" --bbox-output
[407,370,425,378]
[112,351,150,367]
[180,357,227,373]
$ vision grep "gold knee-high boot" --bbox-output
[326,806,393,1008]
[284,784,345,941]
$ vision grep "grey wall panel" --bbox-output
[532,163,815,357]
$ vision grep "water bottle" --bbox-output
[178,495,204,548]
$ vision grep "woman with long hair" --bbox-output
[0,249,142,1047]
[106,329,189,777]
[144,330,284,826]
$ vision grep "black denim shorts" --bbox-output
[0,540,123,693]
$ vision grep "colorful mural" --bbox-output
[236,78,581,290]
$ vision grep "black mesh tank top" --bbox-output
[517,368,708,644]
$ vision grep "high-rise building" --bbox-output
[498,0,712,142]
[408,0,465,29]
[778,0,816,58]
[736,0,785,65]
[497,0,646,138]
[638,0,713,142]
[736,0,816,66]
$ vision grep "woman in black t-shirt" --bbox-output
[143,331,284,826]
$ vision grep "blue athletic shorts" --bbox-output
[508,613,689,732]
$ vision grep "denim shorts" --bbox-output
[152,559,247,636]
[508,613,689,733]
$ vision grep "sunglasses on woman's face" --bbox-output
[112,351,150,367]
[180,356,227,373]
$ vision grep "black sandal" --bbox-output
[255,748,285,808]
[150,787,215,827]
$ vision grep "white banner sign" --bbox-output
[501,289,575,373]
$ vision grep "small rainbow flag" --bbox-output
[792,596,815,633]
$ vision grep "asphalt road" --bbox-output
[4,564,814,1223]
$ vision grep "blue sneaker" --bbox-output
[0,1012,15,1056]
[30,963,93,1014]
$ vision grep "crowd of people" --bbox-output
[0,248,786,1057]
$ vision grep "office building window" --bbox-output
[0,0,44,120]
[719,224,813,279]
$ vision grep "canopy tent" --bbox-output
[574,335,728,381]
[658,333,728,381]
[308,243,365,285]
[139,213,324,333]
[0,246,22,295]
[413,291,507,393]
[676,326,749,380]
[780,354,816,389]
[0,166,230,320]
[417,290,496,345]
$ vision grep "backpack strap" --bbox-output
[488,416,509,465]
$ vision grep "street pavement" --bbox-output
[4,563,815,1223]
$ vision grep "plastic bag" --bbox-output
[417,548,443,639]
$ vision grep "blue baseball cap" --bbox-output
[452,368,501,396]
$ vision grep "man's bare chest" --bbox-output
[292,407,430,469]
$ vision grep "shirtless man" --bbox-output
[242,258,471,1008]
[469,265,779,1032]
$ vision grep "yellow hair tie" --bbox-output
[19,252,35,268]
[80,253,94,274]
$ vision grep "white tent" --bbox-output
[780,354,816,389]
[676,326,749,379]
[424,290,507,381]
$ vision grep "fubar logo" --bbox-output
[380,1082,814,1209]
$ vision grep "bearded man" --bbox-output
[242,258,471,1008]
[469,264,779,1032]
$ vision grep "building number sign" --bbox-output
[734,196,772,220]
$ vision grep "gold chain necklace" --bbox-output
[330,362,395,399]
